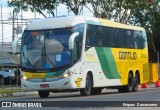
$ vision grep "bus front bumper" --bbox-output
[21,76,84,91]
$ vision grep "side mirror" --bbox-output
[85,45,91,50]
[68,32,79,50]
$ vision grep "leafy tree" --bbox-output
[7,0,87,17]
[89,0,160,52]
[8,0,58,17]
[132,0,160,52]
[8,0,160,52]
[61,0,87,15]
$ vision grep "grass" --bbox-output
[0,86,24,97]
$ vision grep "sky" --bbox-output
[0,0,93,42]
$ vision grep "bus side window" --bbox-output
[96,26,103,47]
[104,28,111,47]
[74,24,85,59]
[118,29,125,48]
[86,25,92,49]
[134,31,146,49]
[114,29,120,48]
[109,28,116,47]
[127,30,135,48]
[142,31,147,48]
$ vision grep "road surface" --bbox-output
[0,87,160,110]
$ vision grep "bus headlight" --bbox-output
[60,70,76,78]
[21,75,29,80]
[62,73,69,78]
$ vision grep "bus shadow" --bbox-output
[47,89,121,99]
[20,89,145,100]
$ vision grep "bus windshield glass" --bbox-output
[21,28,72,71]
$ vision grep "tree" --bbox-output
[61,0,87,15]
[88,0,160,52]
[132,0,160,52]
[8,0,58,17]
[88,0,138,24]
[7,0,87,17]
[8,0,160,52]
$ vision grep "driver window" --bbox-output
[74,24,85,60]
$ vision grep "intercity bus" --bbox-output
[20,16,149,98]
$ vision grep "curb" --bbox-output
[0,93,7,98]
[12,91,38,97]
[0,91,38,98]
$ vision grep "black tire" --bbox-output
[125,73,133,92]
[38,91,50,98]
[118,87,125,93]
[80,74,92,96]
[118,73,133,93]
[132,74,138,92]
[0,75,4,85]
[91,88,102,95]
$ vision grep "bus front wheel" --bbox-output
[126,73,134,92]
[38,90,50,98]
[91,88,102,95]
[80,74,92,96]
[118,73,133,93]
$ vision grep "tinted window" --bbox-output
[134,31,146,49]
[85,24,146,49]
[74,24,85,59]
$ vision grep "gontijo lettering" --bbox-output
[119,51,137,60]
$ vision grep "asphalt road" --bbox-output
[1,87,160,101]
[1,87,160,110]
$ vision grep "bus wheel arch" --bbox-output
[80,71,93,96]
[129,70,134,79]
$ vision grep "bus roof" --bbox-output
[25,16,145,31]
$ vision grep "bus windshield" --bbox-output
[21,28,72,71]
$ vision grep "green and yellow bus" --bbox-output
[20,16,149,98]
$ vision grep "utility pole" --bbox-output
[1,4,4,86]
[21,0,23,32]
[12,8,19,42]
[1,4,3,45]
[12,9,15,42]
[56,0,57,16]
[68,0,70,16]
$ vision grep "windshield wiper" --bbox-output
[43,45,55,68]
[33,42,55,69]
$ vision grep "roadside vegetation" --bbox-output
[0,86,23,96]
[7,0,160,52]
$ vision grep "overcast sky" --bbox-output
[0,0,93,42]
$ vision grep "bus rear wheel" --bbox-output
[38,91,50,98]
[132,74,138,92]
[80,74,92,96]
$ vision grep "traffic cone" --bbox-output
[155,80,160,87]
[138,85,142,89]
[142,83,148,88]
